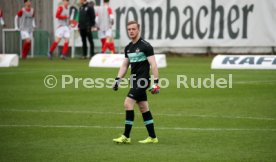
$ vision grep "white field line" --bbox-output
[0,124,275,132]
[1,109,275,121]
[0,69,75,75]
[234,80,276,85]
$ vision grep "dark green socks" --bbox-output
[123,110,134,138]
[142,111,156,138]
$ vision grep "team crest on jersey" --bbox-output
[136,48,140,53]
[85,7,88,11]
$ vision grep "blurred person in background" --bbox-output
[48,0,71,60]
[78,0,96,59]
[15,0,36,59]
[96,0,115,54]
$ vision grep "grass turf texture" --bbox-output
[0,57,276,162]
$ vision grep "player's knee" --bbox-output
[139,105,149,113]
[140,108,148,113]
[124,102,133,110]
[25,39,31,43]
[55,37,61,43]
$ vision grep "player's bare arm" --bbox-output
[117,58,130,78]
[147,55,160,94]
[147,55,158,80]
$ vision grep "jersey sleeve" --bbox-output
[144,45,154,57]
[17,9,23,17]
[107,7,112,15]
[0,10,3,17]
[124,46,128,58]
[56,6,68,19]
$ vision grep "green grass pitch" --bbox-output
[0,56,276,162]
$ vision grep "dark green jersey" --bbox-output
[125,38,154,80]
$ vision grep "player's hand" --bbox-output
[69,20,77,28]
[149,79,160,94]
[112,77,121,91]
[148,84,160,94]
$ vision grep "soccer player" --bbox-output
[48,0,70,60]
[0,9,5,27]
[15,0,36,59]
[95,0,115,53]
[78,0,96,59]
[112,21,160,144]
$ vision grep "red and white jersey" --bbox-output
[17,7,35,32]
[56,5,69,27]
[96,5,114,31]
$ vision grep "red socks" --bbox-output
[49,41,69,56]
[49,41,58,53]
[103,42,115,54]
[101,38,106,52]
[22,41,31,59]
[109,42,115,54]
[102,41,108,53]
[62,42,69,56]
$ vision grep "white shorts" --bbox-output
[20,31,33,40]
[98,29,112,39]
[55,26,70,39]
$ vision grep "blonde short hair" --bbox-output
[127,21,140,30]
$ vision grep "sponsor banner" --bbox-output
[89,54,167,68]
[211,55,276,69]
[0,54,19,67]
[54,0,276,47]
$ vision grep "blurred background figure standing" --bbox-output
[15,0,36,59]
[96,0,115,54]
[48,0,71,60]
[78,0,96,59]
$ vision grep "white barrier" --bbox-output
[211,55,276,69]
[89,54,167,68]
[0,54,19,67]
